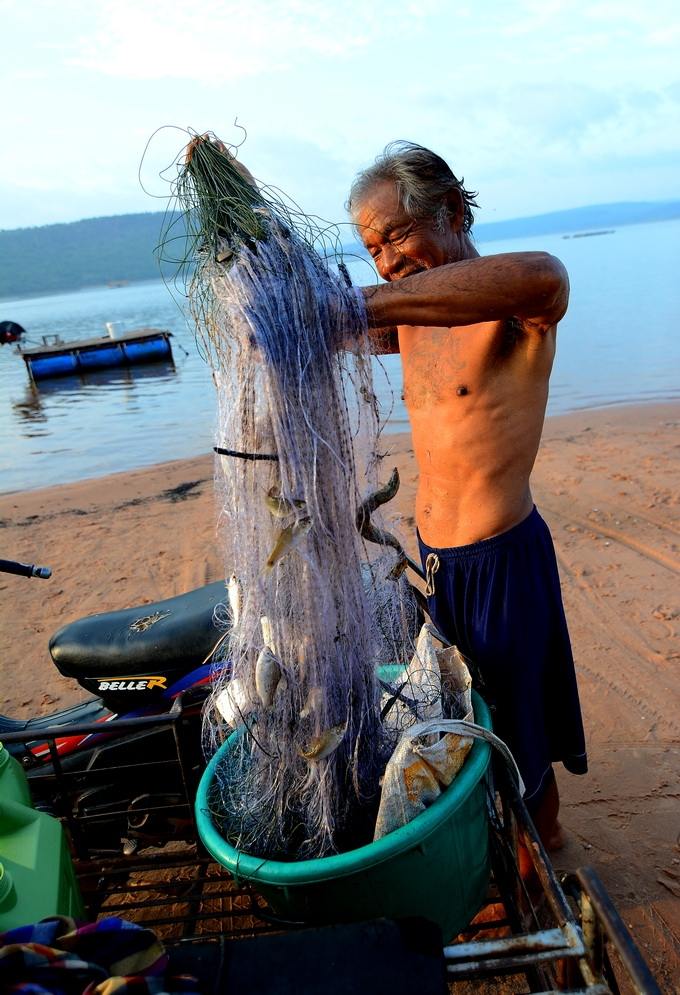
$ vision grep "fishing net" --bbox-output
[164,132,454,859]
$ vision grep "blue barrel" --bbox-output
[122,337,172,362]
[78,345,124,369]
[29,354,78,379]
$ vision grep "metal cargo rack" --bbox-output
[2,697,662,994]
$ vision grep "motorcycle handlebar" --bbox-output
[0,558,52,579]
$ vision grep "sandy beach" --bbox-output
[1,400,678,985]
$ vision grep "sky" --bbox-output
[2,0,680,231]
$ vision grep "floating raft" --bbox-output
[21,327,174,380]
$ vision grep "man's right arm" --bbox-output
[359,253,568,335]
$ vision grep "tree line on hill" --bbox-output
[0,213,184,300]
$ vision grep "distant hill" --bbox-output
[1,200,679,300]
[0,212,181,300]
[474,200,680,243]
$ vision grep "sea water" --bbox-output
[1,218,679,493]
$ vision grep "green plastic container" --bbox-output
[196,691,492,941]
[0,742,32,807]
[0,799,84,930]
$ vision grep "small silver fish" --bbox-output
[299,724,346,761]
[265,486,307,519]
[359,520,406,556]
[356,469,403,550]
[265,516,312,572]
[299,686,323,719]
[227,573,242,626]
[387,554,409,581]
[255,646,282,707]
[260,615,275,652]
[356,468,400,530]
[215,678,253,728]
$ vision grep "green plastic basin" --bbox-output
[196,690,492,941]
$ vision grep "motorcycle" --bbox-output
[1,557,229,855]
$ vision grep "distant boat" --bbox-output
[562,230,615,239]
[18,326,174,381]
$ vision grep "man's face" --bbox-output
[354,179,459,283]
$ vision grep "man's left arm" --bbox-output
[359,252,569,333]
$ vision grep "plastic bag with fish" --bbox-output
[374,645,474,840]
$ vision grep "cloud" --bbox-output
[68,0,383,82]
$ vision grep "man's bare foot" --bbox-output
[517,824,566,883]
[518,772,566,881]
[527,771,563,852]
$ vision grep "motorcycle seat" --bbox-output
[49,580,228,680]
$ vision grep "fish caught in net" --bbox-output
[163,131,461,860]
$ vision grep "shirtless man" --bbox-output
[348,142,587,863]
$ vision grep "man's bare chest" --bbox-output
[398,321,509,410]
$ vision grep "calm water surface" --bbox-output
[2,219,679,492]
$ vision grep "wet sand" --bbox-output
[1,401,678,987]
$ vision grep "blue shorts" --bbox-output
[418,506,587,806]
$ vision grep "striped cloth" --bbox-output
[0,916,199,994]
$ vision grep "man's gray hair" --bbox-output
[347,141,478,233]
